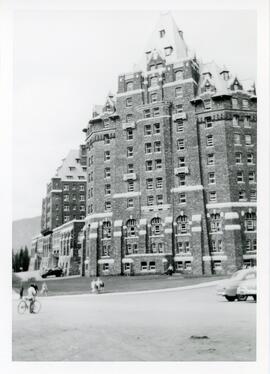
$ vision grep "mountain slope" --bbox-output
[12,216,41,252]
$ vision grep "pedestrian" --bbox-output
[40,282,48,296]
[96,277,104,293]
[167,264,173,276]
[91,279,97,293]
[19,282,24,299]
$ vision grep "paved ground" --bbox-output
[12,285,256,361]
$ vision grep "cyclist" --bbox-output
[27,284,38,313]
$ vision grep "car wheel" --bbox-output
[225,295,236,302]
[253,295,257,302]
[237,295,248,301]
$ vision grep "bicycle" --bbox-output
[17,297,41,314]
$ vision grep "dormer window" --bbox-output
[159,29,165,38]
[126,81,133,91]
[150,76,158,87]
[164,46,173,56]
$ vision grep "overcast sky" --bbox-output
[12,9,256,221]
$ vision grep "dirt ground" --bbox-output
[12,285,256,361]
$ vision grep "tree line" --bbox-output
[12,246,30,272]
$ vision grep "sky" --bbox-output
[12,9,257,221]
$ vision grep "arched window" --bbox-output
[126,219,137,237]
[126,81,133,91]
[210,213,221,232]
[175,70,183,81]
[102,221,111,238]
[244,212,256,232]
[151,217,162,235]
[176,215,189,234]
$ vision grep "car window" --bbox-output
[244,272,256,280]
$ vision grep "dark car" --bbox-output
[41,267,63,278]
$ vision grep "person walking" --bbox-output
[40,282,48,296]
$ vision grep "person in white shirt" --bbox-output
[27,284,38,313]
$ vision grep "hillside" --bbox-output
[12,216,41,252]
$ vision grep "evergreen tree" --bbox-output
[23,246,30,271]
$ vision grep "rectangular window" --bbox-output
[104,151,110,161]
[235,152,242,164]
[126,129,133,140]
[207,153,215,165]
[232,98,238,109]
[156,177,163,189]
[63,184,69,191]
[154,141,161,152]
[127,164,134,173]
[250,190,256,201]
[153,107,160,117]
[249,172,256,182]
[126,82,133,91]
[146,178,154,190]
[242,99,249,109]
[90,188,93,197]
[206,135,213,147]
[179,174,186,186]
[209,191,217,202]
[247,153,254,164]
[246,240,251,252]
[232,115,239,127]
[104,168,111,178]
[144,124,151,136]
[64,205,69,211]
[177,120,184,132]
[245,134,252,145]
[244,116,251,128]
[105,184,111,195]
[239,191,246,201]
[103,263,109,271]
[145,160,153,171]
[179,193,186,204]
[126,98,132,107]
[79,185,85,191]
[155,159,162,169]
[104,134,110,144]
[141,262,147,271]
[156,195,163,205]
[64,195,69,202]
[104,201,111,211]
[145,143,152,154]
[177,138,185,150]
[176,104,183,113]
[175,87,183,97]
[205,117,212,128]
[208,172,216,184]
[124,263,131,271]
[153,123,160,134]
[127,147,133,158]
[175,70,184,81]
[147,196,154,206]
[127,198,134,208]
[127,180,134,192]
[151,93,158,103]
[144,109,151,118]
[79,205,85,211]
[158,243,164,253]
[178,157,185,167]
[237,171,244,183]
[126,114,133,122]
[79,195,85,201]
[234,133,241,145]
[149,261,156,270]
[104,120,109,128]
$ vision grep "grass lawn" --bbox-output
[13,273,227,297]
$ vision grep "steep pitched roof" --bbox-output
[55,149,86,181]
[138,12,190,70]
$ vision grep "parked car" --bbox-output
[216,267,256,302]
[237,278,257,301]
[41,267,63,278]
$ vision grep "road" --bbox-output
[12,285,256,361]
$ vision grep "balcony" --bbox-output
[122,121,136,130]
[123,173,137,181]
[172,112,187,121]
[174,166,189,175]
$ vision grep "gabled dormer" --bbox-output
[146,49,166,71]
[230,77,243,91]
[103,92,116,114]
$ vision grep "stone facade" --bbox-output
[82,13,257,277]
